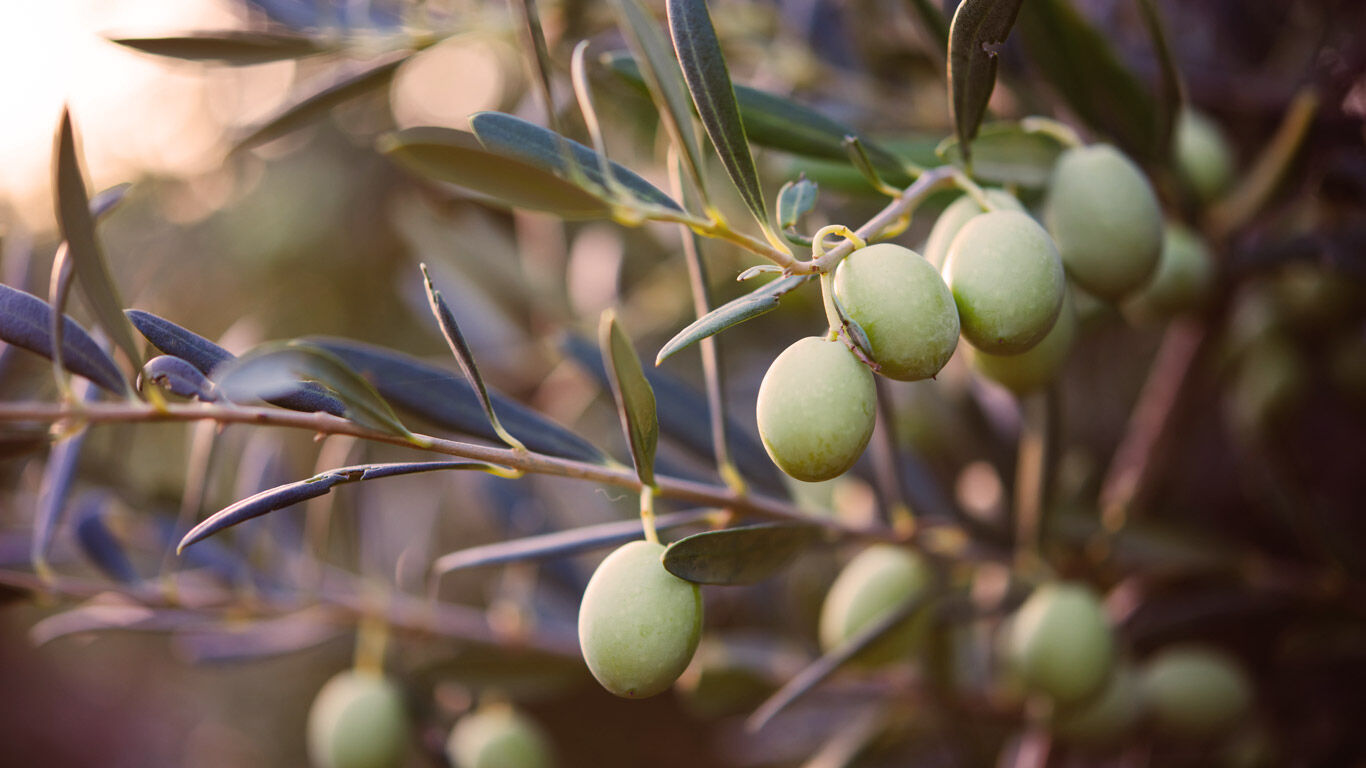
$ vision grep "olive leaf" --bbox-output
[1137,0,1182,161]
[175,610,345,664]
[107,31,329,65]
[1016,0,1158,162]
[947,0,1024,165]
[213,341,413,438]
[381,127,612,218]
[470,111,682,212]
[608,0,708,196]
[776,178,819,232]
[32,376,100,574]
[236,51,409,149]
[905,0,950,52]
[73,493,140,584]
[178,461,497,552]
[656,274,811,365]
[53,108,142,374]
[662,523,824,585]
[0,284,126,393]
[433,509,711,575]
[599,311,659,486]
[139,355,218,401]
[667,0,769,226]
[936,122,1066,187]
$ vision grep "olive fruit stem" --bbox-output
[1013,390,1055,574]
[640,485,660,545]
[353,608,391,677]
[950,170,996,212]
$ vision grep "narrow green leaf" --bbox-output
[599,311,658,486]
[470,111,682,212]
[608,0,707,193]
[663,523,823,585]
[380,127,612,218]
[776,178,818,230]
[52,108,142,375]
[108,31,328,65]
[1016,0,1157,161]
[213,341,413,438]
[236,51,408,149]
[656,274,811,364]
[947,0,1024,164]
[420,264,523,450]
[1137,0,1182,161]
[905,0,950,52]
[667,0,769,224]
[935,122,1066,187]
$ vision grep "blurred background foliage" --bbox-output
[1,0,1365,766]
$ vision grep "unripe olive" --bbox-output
[1044,144,1163,302]
[1174,109,1235,202]
[1141,645,1252,739]
[446,704,553,768]
[969,286,1076,395]
[1006,583,1114,703]
[578,540,703,699]
[833,243,960,381]
[943,210,1066,354]
[1051,664,1144,747]
[818,545,933,665]
[924,190,1026,270]
[1127,222,1215,319]
[306,671,408,768]
[756,336,876,482]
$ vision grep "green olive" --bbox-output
[1141,645,1253,739]
[818,544,933,666]
[1006,582,1114,703]
[1044,144,1163,302]
[969,286,1076,395]
[756,336,876,482]
[446,704,553,768]
[1051,664,1144,747]
[306,671,408,768]
[1127,223,1215,319]
[1174,109,1235,202]
[578,540,703,699]
[924,190,1026,270]
[943,210,1066,354]
[833,243,960,381]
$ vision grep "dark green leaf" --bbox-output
[381,127,612,219]
[777,178,818,230]
[236,51,408,148]
[905,0,950,52]
[179,461,491,551]
[73,493,139,584]
[1016,0,1158,161]
[53,108,142,373]
[433,509,711,574]
[470,111,682,212]
[667,0,768,223]
[936,122,1066,187]
[599,311,658,486]
[608,0,707,192]
[213,341,412,437]
[663,523,823,585]
[947,0,1024,164]
[0,284,126,393]
[140,355,217,401]
[306,337,608,463]
[1137,0,1182,161]
[108,31,328,65]
[560,334,788,495]
[656,274,811,364]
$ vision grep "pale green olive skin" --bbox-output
[446,705,553,768]
[1044,144,1163,302]
[924,190,1026,270]
[756,336,876,482]
[818,544,933,666]
[1127,223,1215,319]
[1174,109,1235,202]
[306,671,408,768]
[970,286,1076,395]
[944,210,1066,355]
[1007,583,1115,703]
[1051,664,1144,747]
[834,243,960,381]
[1141,645,1253,739]
[578,540,703,699]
